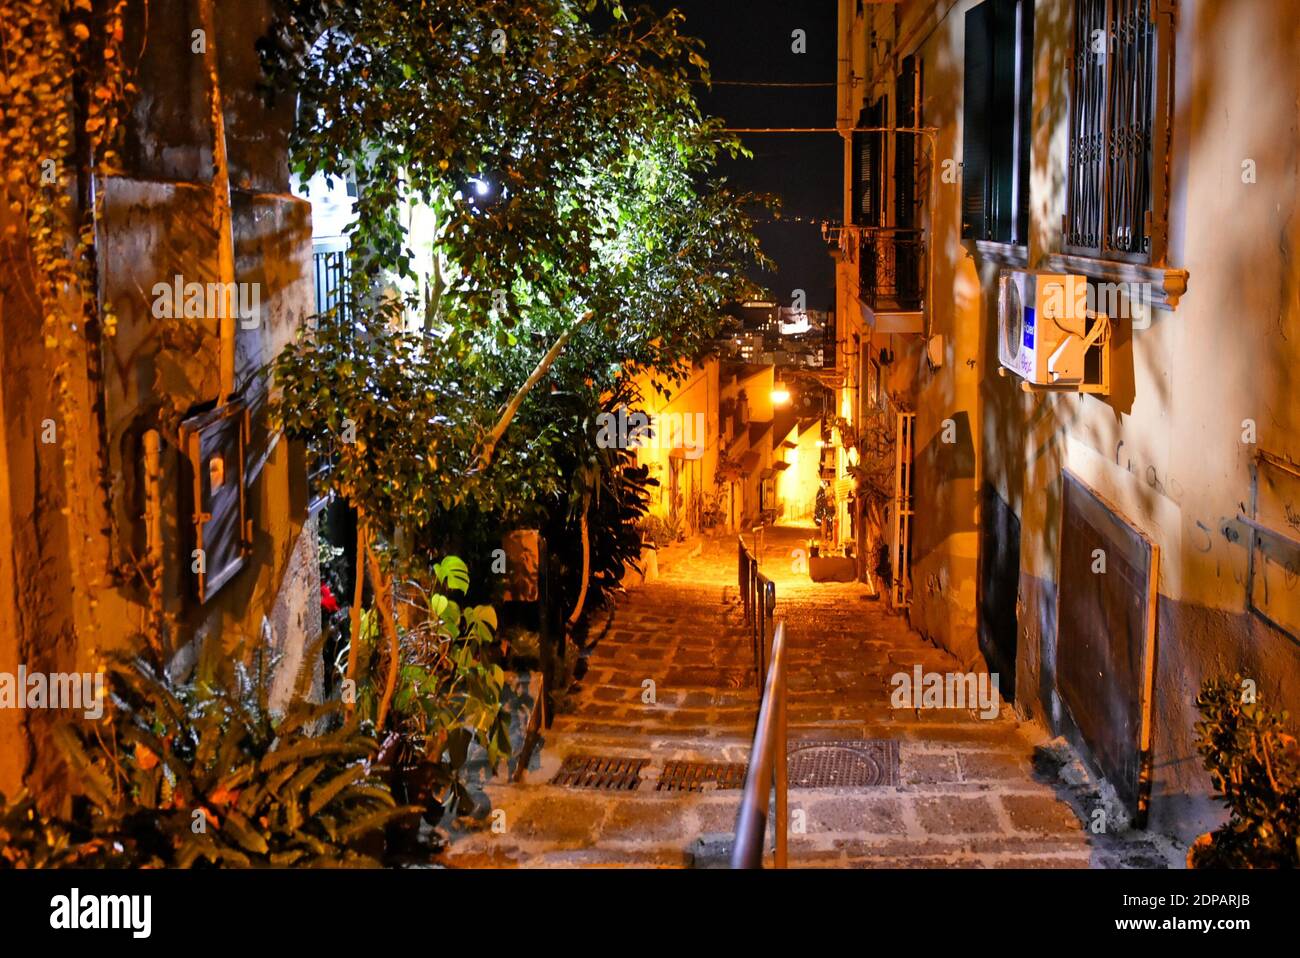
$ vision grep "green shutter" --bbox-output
[1014,0,1034,244]
[961,2,992,240]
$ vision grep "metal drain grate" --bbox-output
[657,761,748,792]
[550,755,649,790]
[787,740,899,788]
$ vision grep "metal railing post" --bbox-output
[774,641,788,869]
[731,620,788,869]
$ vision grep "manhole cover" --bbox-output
[550,755,649,790]
[787,740,899,788]
[657,760,747,792]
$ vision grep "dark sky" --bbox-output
[649,0,841,310]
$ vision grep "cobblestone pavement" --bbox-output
[441,524,1177,868]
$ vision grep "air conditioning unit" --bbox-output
[997,269,1109,392]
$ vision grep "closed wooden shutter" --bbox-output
[961,2,993,239]
[853,99,885,227]
[1013,0,1033,244]
[964,0,1034,243]
[895,56,919,229]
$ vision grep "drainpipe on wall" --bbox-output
[198,0,237,405]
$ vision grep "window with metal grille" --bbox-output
[961,0,1033,244]
[307,240,352,514]
[1064,0,1174,264]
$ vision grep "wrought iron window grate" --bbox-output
[1065,0,1161,261]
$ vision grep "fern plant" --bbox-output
[1192,675,1300,868]
[4,642,417,868]
[0,789,133,869]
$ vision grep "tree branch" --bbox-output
[476,310,595,470]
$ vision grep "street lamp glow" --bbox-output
[771,382,791,405]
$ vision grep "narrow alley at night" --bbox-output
[0,0,1295,945]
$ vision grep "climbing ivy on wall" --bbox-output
[2,0,131,360]
[0,0,135,635]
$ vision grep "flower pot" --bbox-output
[809,554,856,583]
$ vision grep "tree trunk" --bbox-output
[345,512,366,717]
[368,542,401,731]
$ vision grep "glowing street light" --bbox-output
[771,382,791,405]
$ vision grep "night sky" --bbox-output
[649,0,841,310]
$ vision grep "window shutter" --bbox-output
[961,2,993,240]
[987,0,1020,241]
[895,56,919,229]
[853,99,885,227]
[1013,0,1033,244]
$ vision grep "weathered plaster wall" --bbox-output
[0,0,318,799]
[721,364,777,527]
[904,2,985,669]
[836,0,1300,846]
[0,218,81,798]
[778,421,822,521]
[838,0,987,664]
[986,0,1300,843]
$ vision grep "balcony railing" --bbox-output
[858,227,925,312]
[828,225,926,313]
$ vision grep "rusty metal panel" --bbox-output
[1247,453,1300,639]
[1056,470,1158,823]
[550,755,648,791]
[657,761,747,792]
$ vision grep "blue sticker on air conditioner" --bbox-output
[1023,306,1035,349]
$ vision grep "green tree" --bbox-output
[266,0,768,547]
[265,1,770,752]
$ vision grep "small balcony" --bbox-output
[828,225,927,335]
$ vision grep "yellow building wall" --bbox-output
[843,0,1300,841]
[629,358,721,538]
[778,423,822,522]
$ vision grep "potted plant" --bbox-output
[382,557,512,842]
[1190,675,1300,868]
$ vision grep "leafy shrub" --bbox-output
[383,556,512,823]
[638,513,682,549]
[2,646,414,868]
[1192,675,1300,868]
[0,790,125,869]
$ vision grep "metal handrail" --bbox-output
[732,619,788,869]
[737,534,775,681]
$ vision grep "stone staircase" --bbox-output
[438,527,1178,869]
